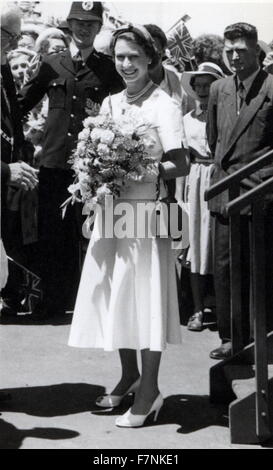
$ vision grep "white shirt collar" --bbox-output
[195,101,205,116]
[69,40,94,62]
[238,67,260,95]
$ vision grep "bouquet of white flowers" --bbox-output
[63,109,159,214]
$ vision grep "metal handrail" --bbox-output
[222,177,273,441]
[206,148,273,441]
[224,177,273,216]
[204,149,273,202]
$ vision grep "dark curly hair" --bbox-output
[144,24,167,51]
[224,22,258,43]
[193,35,224,66]
[193,34,230,74]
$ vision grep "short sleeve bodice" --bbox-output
[100,87,185,200]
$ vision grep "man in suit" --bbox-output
[206,23,273,359]
[1,4,39,316]
[1,4,39,401]
[18,2,124,319]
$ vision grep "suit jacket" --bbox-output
[18,49,124,169]
[1,64,24,223]
[1,63,35,243]
[206,69,273,214]
[1,64,25,171]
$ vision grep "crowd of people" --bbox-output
[1,1,273,427]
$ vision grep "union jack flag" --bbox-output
[105,14,125,28]
[167,18,194,67]
[20,270,42,312]
[7,256,42,313]
[103,3,126,29]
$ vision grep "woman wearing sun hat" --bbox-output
[181,62,225,332]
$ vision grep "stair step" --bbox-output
[224,364,273,400]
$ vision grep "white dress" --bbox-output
[68,87,183,351]
[0,239,8,290]
[183,107,214,274]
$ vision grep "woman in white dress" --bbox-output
[68,25,190,427]
[180,63,225,331]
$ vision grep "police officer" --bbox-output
[18,2,124,318]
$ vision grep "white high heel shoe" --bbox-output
[95,377,140,408]
[115,393,164,427]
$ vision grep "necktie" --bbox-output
[73,51,83,73]
[238,81,245,112]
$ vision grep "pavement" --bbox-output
[0,311,272,450]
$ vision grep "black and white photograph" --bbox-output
[1,0,273,452]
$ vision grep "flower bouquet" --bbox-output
[62,108,159,215]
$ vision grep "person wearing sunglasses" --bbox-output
[1,4,38,202]
[1,4,39,401]
[1,26,22,53]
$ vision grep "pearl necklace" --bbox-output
[125,80,154,103]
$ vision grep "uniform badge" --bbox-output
[82,1,93,10]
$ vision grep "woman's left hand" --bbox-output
[141,162,159,183]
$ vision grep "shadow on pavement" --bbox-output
[161,394,228,433]
[0,383,105,417]
[0,312,73,326]
[0,387,229,443]
[92,394,228,433]
[0,418,79,449]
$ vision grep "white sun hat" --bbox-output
[181,62,225,100]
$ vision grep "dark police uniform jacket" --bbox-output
[18,48,124,169]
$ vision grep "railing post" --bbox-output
[251,200,270,440]
[229,185,244,354]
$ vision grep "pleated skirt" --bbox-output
[186,163,214,274]
[68,201,182,351]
